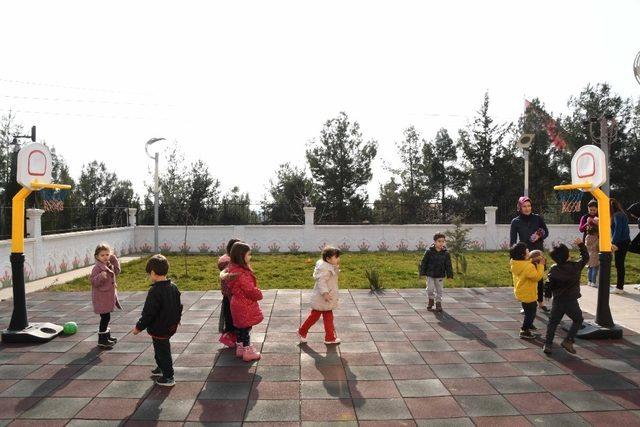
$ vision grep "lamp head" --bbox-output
[145,137,166,158]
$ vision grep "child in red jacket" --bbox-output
[218,238,241,348]
[226,242,264,362]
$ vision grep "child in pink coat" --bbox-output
[90,243,122,349]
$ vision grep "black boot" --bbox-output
[427,299,434,310]
[435,302,443,312]
[98,331,114,349]
[106,328,117,344]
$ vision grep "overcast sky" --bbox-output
[1,0,639,204]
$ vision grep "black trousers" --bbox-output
[614,240,630,289]
[545,298,583,346]
[152,338,174,379]
[537,280,544,303]
[236,327,252,346]
[521,302,537,330]
[218,295,235,334]
[99,313,110,332]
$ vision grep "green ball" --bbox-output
[63,322,78,335]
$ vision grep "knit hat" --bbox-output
[517,196,531,212]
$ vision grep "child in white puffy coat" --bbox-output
[298,246,341,345]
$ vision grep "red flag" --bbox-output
[525,100,567,151]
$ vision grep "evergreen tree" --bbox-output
[306,112,377,223]
[262,163,314,224]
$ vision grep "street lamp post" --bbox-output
[145,138,165,252]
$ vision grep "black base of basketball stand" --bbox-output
[1,253,62,344]
[562,252,623,340]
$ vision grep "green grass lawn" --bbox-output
[52,250,640,292]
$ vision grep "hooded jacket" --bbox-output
[227,263,264,328]
[90,254,122,315]
[510,259,544,303]
[545,243,589,301]
[310,260,340,311]
[419,245,454,279]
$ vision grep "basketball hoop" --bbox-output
[555,188,583,213]
[40,188,69,212]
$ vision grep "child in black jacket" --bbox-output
[419,233,454,312]
[133,254,183,387]
[543,238,589,355]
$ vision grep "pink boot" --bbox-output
[219,333,237,348]
[235,343,244,358]
[242,345,261,362]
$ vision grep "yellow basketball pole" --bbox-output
[11,188,32,253]
[11,182,72,252]
[554,182,617,332]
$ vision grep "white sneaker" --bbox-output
[634,284,640,291]
[324,337,341,345]
[298,331,307,344]
[612,288,625,295]
[588,282,598,288]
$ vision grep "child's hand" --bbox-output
[323,292,332,302]
[574,238,583,246]
[539,257,546,266]
[131,327,140,335]
[100,271,108,279]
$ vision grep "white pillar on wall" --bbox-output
[303,207,316,252]
[128,208,137,227]
[484,206,498,250]
[26,208,45,279]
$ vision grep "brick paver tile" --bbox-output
[455,395,519,417]
[528,374,591,393]
[442,378,498,396]
[251,381,299,400]
[75,398,141,419]
[471,362,522,377]
[487,376,544,394]
[301,399,356,421]
[420,351,465,365]
[524,413,591,426]
[187,399,246,422]
[0,397,41,419]
[579,410,640,426]
[553,391,623,412]
[381,352,426,365]
[243,399,300,422]
[0,379,65,397]
[387,365,436,380]
[459,351,506,364]
[339,352,384,365]
[432,364,480,379]
[198,381,251,400]
[301,381,350,399]
[208,366,256,382]
[574,373,638,390]
[301,365,347,381]
[395,379,450,398]
[98,380,154,398]
[497,349,545,362]
[599,390,640,409]
[131,398,195,421]
[348,380,400,398]
[472,415,533,427]
[145,381,204,400]
[19,397,91,419]
[505,392,572,414]
[404,396,466,419]
[353,398,412,420]
[414,418,473,426]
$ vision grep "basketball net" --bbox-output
[40,189,68,212]
[556,189,583,214]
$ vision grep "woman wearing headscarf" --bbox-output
[510,196,550,312]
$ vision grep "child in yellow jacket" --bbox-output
[510,242,545,339]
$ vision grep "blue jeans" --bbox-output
[587,266,598,284]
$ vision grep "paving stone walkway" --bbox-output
[1,288,640,426]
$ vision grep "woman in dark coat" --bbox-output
[510,196,550,312]
[610,199,630,294]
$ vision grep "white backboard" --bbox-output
[17,143,52,190]
[571,144,606,191]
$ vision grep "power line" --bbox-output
[0,94,175,109]
[0,107,169,121]
[0,77,153,96]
